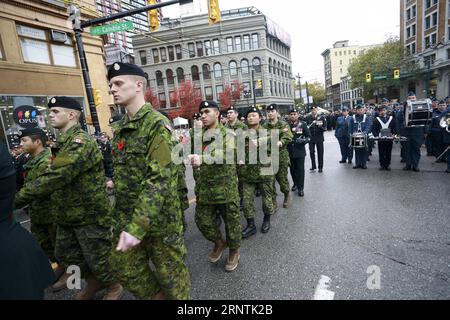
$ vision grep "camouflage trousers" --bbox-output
[110,232,190,300]
[31,222,57,263]
[242,180,275,219]
[55,224,115,285]
[273,159,290,205]
[195,200,242,250]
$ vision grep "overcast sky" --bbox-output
[162,0,400,84]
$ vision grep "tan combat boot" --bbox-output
[103,283,124,300]
[225,249,240,272]
[151,291,167,300]
[75,276,105,300]
[209,239,227,263]
[283,193,290,208]
[52,272,71,292]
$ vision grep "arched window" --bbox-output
[156,70,164,86]
[268,58,272,73]
[277,62,281,76]
[166,69,174,85]
[252,57,261,73]
[191,65,200,81]
[229,60,238,76]
[241,59,249,74]
[281,63,285,77]
[176,67,185,84]
[214,63,222,78]
[202,64,211,80]
[273,59,277,74]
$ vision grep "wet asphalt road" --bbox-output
[18,131,450,300]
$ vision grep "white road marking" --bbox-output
[313,275,335,300]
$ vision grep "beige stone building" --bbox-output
[0,0,113,148]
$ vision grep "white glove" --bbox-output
[116,231,141,252]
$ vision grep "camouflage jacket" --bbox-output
[239,125,274,183]
[111,103,184,239]
[22,148,53,224]
[15,124,111,227]
[195,124,239,205]
[225,120,247,131]
[263,120,293,165]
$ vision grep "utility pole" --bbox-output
[68,0,192,135]
[251,69,257,107]
[305,81,311,113]
[296,73,303,105]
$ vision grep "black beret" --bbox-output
[407,91,416,97]
[107,62,147,81]
[342,107,349,111]
[355,104,364,110]
[109,114,123,124]
[246,107,262,118]
[439,100,446,105]
[289,107,299,114]
[378,105,386,111]
[267,104,278,111]
[227,106,238,112]
[48,96,82,111]
[18,128,47,142]
[199,100,219,111]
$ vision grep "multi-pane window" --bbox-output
[226,37,233,53]
[191,65,200,81]
[252,33,259,49]
[139,50,147,65]
[175,45,182,60]
[17,25,76,67]
[160,48,167,62]
[213,39,220,55]
[156,71,164,86]
[241,59,249,74]
[253,57,261,73]
[204,40,211,56]
[425,16,431,29]
[196,42,203,57]
[216,85,224,99]
[235,36,242,52]
[168,46,174,61]
[229,61,238,76]
[177,67,185,84]
[214,63,222,78]
[205,86,213,100]
[166,69,174,85]
[202,64,211,80]
[159,93,166,108]
[153,48,160,63]
[431,12,437,27]
[188,43,195,58]
[243,35,250,50]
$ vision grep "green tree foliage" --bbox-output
[348,37,419,99]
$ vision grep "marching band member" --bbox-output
[349,104,372,169]
[372,105,396,171]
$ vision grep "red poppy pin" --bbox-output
[117,140,125,151]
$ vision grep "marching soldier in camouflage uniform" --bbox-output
[18,128,66,286]
[240,107,276,238]
[263,104,293,209]
[14,97,123,300]
[108,62,190,300]
[226,106,247,209]
[187,101,241,272]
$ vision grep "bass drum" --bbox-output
[405,99,432,127]
[351,132,367,149]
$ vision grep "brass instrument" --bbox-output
[439,114,450,133]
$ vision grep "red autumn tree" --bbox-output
[232,80,245,101]
[144,87,160,109]
[219,84,233,112]
[169,90,179,108]
[178,81,203,120]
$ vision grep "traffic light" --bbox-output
[93,89,102,106]
[208,0,221,25]
[365,72,372,83]
[393,68,400,79]
[147,0,159,32]
[257,79,262,89]
[67,5,81,30]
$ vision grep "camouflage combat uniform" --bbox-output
[225,120,248,201]
[22,148,56,261]
[263,120,293,206]
[240,125,275,219]
[15,124,115,286]
[194,124,241,250]
[109,103,190,300]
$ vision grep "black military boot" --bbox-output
[242,218,256,239]
[261,215,271,234]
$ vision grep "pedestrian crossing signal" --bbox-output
[365,72,372,83]
[147,0,159,32]
[394,68,400,79]
[257,79,262,89]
